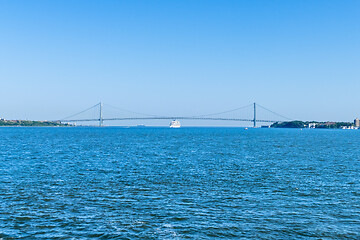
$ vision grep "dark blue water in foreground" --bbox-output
[0,127,359,239]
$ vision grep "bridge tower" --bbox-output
[253,102,256,128]
[99,102,103,127]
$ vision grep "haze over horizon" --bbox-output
[1,0,359,124]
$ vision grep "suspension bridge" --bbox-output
[57,102,292,127]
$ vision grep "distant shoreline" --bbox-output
[0,119,358,129]
[0,119,70,127]
[271,121,358,129]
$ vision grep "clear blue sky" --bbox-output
[0,0,359,124]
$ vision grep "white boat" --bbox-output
[170,120,181,128]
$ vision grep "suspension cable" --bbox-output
[256,103,293,121]
[61,103,100,121]
[103,103,162,117]
[190,104,253,118]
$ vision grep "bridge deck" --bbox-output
[60,117,277,123]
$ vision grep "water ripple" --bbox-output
[0,127,359,239]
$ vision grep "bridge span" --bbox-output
[58,102,291,127]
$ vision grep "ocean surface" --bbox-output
[0,127,359,239]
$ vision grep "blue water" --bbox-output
[0,127,359,239]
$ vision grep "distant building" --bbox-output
[342,126,357,130]
[355,118,360,127]
[308,123,316,128]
